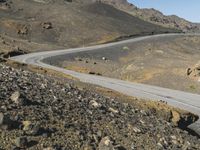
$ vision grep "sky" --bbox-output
[128,0,200,23]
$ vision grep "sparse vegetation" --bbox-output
[189,85,196,91]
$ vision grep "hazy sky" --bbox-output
[128,0,200,23]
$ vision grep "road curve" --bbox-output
[10,33,200,136]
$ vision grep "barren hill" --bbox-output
[0,0,176,56]
[100,0,200,32]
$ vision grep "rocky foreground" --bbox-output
[0,64,200,150]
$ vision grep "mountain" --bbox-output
[100,0,200,32]
[0,0,177,56]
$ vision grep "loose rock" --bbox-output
[98,136,114,150]
[15,137,28,148]
[10,91,20,104]
[0,64,199,149]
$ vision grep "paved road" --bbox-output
[10,33,200,136]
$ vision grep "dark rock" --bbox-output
[0,57,6,62]
[15,137,28,148]
[3,48,27,58]
[31,124,40,136]
[17,26,28,35]
[0,0,6,3]
[0,113,11,129]
[115,145,126,150]
[42,22,53,29]
[64,0,72,2]
[10,145,21,150]
[89,71,96,75]
[186,68,192,76]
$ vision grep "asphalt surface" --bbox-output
[10,33,200,136]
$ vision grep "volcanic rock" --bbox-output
[15,137,28,148]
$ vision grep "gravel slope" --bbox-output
[0,64,200,149]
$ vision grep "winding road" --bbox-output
[10,33,200,136]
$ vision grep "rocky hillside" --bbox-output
[0,63,200,149]
[100,0,200,32]
[0,0,176,56]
